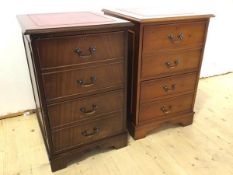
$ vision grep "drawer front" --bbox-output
[52,112,124,153]
[140,73,197,102]
[43,61,124,101]
[139,94,193,123]
[36,32,125,69]
[48,90,124,129]
[141,49,202,79]
[143,21,206,54]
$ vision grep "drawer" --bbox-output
[140,73,197,102]
[141,49,202,79]
[143,21,206,54]
[35,32,125,69]
[52,112,124,153]
[42,61,124,101]
[139,94,193,123]
[48,90,124,129]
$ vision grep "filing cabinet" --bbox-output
[18,12,132,171]
[103,8,214,139]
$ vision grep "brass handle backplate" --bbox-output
[74,47,96,58]
[165,60,179,69]
[162,84,176,92]
[161,105,172,114]
[168,33,184,43]
[80,104,97,115]
[81,127,100,137]
[77,76,96,87]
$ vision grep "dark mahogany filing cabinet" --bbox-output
[103,9,214,139]
[18,12,132,171]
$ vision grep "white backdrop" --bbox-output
[0,0,233,117]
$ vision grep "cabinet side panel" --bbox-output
[127,30,135,122]
[191,19,210,110]
[23,35,52,156]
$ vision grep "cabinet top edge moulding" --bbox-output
[102,8,215,23]
[17,11,133,35]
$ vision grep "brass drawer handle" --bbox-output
[165,60,179,69]
[80,104,97,115]
[168,33,184,43]
[77,76,96,87]
[81,127,100,137]
[162,84,176,92]
[161,105,172,114]
[74,47,96,59]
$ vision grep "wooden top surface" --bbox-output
[102,8,215,23]
[17,12,132,35]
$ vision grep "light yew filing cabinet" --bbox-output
[103,8,214,139]
[18,12,132,171]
